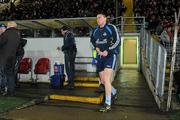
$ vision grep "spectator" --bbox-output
[14,38,27,86]
[134,0,179,34]
[0,23,7,95]
[57,26,77,90]
[160,24,173,45]
[0,21,21,96]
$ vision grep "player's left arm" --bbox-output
[108,24,120,52]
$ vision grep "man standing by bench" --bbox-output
[0,21,20,96]
[57,26,77,90]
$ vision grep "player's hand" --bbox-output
[96,47,100,53]
[96,47,102,56]
[102,50,108,57]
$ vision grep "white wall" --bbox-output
[20,37,96,82]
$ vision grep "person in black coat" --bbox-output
[0,23,7,95]
[0,21,21,96]
[57,26,77,90]
[15,38,27,85]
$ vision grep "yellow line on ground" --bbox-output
[49,94,104,104]
[64,82,99,88]
[75,76,99,82]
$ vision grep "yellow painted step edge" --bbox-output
[64,82,99,88]
[49,94,104,104]
[75,76,99,82]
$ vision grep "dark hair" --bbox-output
[96,10,107,17]
[61,26,69,31]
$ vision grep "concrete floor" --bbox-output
[0,70,168,120]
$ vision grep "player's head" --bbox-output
[60,26,69,36]
[96,13,107,28]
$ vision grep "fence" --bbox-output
[115,16,145,34]
[163,41,180,71]
[140,30,167,109]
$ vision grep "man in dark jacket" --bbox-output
[0,21,21,96]
[57,26,77,90]
[15,38,27,85]
[0,23,7,95]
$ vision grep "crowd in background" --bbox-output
[0,0,121,20]
[134,0,180,35]
[0,0,127,37]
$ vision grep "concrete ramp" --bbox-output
[114,69,158,109]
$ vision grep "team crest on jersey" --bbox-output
[103,32,107,36]
[96,39,107,44]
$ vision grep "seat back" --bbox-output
[18,58,32,74]
[34,58,50,74]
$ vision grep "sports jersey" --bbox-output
[90,24,120,55]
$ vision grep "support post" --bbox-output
[166,8,180,111]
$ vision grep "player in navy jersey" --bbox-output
[91,13,120,112]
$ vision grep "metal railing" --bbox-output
[115,16,145,35]
[163,41,180,71]
[140,29,167,109]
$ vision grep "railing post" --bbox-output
[166,9,180,111]
[121,17,123,35]
[156,46,161,95]
[115,0,119,25]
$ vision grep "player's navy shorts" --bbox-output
[96,54,117,72]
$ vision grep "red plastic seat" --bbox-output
[18,58,32,74]
[34,58,50,81]
[18,57,33,81]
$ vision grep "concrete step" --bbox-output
[49,94,103,104]
[48,87,103,104]
[74,76,99,82]
[16,84,104,105]
[64,81,99,88]
[16,71,102,105]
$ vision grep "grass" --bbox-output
[0,96,31,113]
[169,111,180,120]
